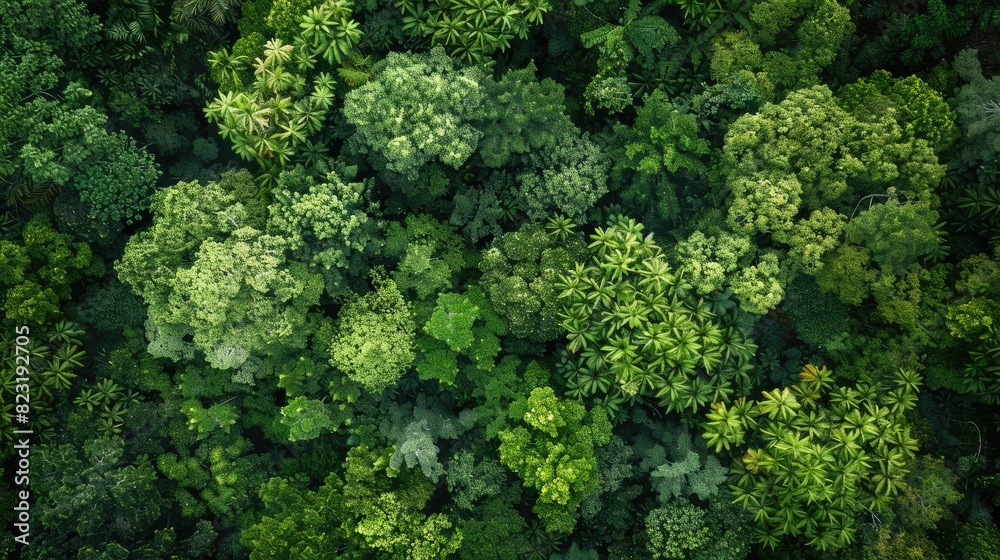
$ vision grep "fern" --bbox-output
[171,0,239,28]
[336,51,372,87]
[625,16,680,66]
[983,0,1000,29]
[5,174,61,209]
[927,0,948,29]
[337,66,370,87]
[580,24,618,49]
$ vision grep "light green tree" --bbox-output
[342,445,464,558]
[343,46,486,178]
[280,396,333,442]
[416,286,506,384]
[328,279,416,393]
[117,171,323,371]
[170,231,322,370]
[498,386,612,533]
[675,230,753,297]
[836,69,957,154]
[556,216,757,415]
[205,38,337,188]
[702,365,922,551]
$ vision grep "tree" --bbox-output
[1,216,102,325]
[478,64,610,220]
[170,232,322,370]
[711,83,947,314]
[267,166,382,300]
[724,86,854,231]
[463,356,551,440]
[556,216,757,416]
[478,63,577,169]
[0,0,171,224]
[709,0,852,96]
[456,497,531,560]
[611,91,710,225]
[424,293,480,353]
[947,247,1000,343]
[645,501,712,560]
[515,134,609,220]
[728,251,785,316]
[2,78,159,222]
[328,278,416,393]
[836,69,957,154]
[1,321,88,449]
[479,220,587,342]
[952,49,1000,171]
[383,214,472,301]
[170,0,240,39]
[377,392,478,483]
[157,433,273,523]
[815,244,877,306]
[389,420,446,482]
[674,230,753,296]
[416,286,506,384]
[343,46,486,178]
[845,198,942,276]
[341,445,463,558]
[281,396,333,442]
[702,365,922,551]
[395,0,550,63]
[294,0,363,64]
[951,523,1000,560]
[782,275,850,347]
[499,386,612,533]
[779,207,847,274]
[204,39,337,188]
[28,437,167,557]
[446,451,510,510]
[117,171,323,371]
[241,474,347,560]
[71,129,160,224]
[650,448,727,504]
[724,85,944,231]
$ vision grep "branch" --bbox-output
[849,193,891,220]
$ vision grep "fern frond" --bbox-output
[337,66,370,87]
[926,0,948,29]
[581,24,619,49]
[7,175,61,208]
[625,16,679,62]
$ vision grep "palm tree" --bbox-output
[758,387,800,423]
[208,48,249,90]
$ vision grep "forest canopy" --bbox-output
[2,0,1000,559]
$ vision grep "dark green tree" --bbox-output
[479,219,587,342]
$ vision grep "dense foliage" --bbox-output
[2,0,1000,559]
